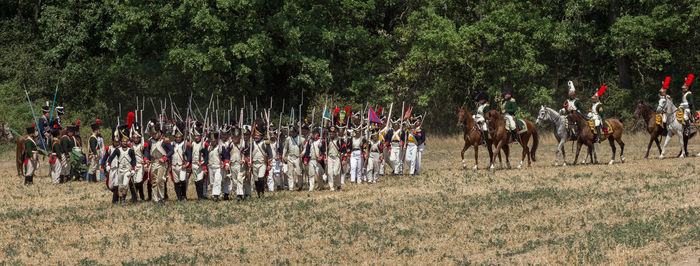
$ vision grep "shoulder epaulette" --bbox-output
[666,95,671,99]
[688,91,692,94]
[510,98,516,102]
[485,103,490,106]
[164,138,170,143]
[265,140,270,145]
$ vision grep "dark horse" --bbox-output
[634,101,695,158]
[484,110,539,170]
[567,111,625,165]
[457,108,496,170]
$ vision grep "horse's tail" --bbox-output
[531,128,539,162]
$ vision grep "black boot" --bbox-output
[120,195,126,207]
[255,180,265,198]
[178,183,186,201]
[511,130,519,143]
[29,175,33,185]
[180,183,188,201]
[111,188,119,204]
[595,126,602,143]
[135,182,145,201]
[223,193,230,201]
[212,195,219,202]
[24,176,30,185]
[129,181,138,203]
[146,182,152,201]
[194,180,204,200]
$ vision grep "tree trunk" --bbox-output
[32,0,40,25]
[17,0,23,19]
[608,0,633,90]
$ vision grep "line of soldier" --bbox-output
[22,105,426,206]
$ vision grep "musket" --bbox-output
[22,84,47,154]
[48,81,59,123]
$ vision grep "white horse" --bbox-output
[657,97,685,159]
[535,106,575,166]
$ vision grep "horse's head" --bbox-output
[484,109,501,129]
[633,101,645,119]
[457,108,466,127]
[657,97,676,115]
[535,105,548,126]
[1,123,13,141]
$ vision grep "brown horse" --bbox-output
[484,110,539,170]
[16,136,25,177]
[457,108,496,170]
[634,101,694,158]
[567,111,625,165]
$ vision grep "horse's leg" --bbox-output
[504,144,511,169]
[497,146,503,169]
[560,139,567,166]
[490,141,502,170]
[608,137,616,165]
[593,143,599,164]
[660,133,672,159]
[461,142,469,169]
[645,134,654,158]
[677,133,685,158]
[573,142,582,166]
[473,145,479,170]
[655,135,662,154]
[554,138,561,166]
[617,136,625,163]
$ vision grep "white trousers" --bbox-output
[390,143,402,174]
[350,150,363,183]
[505,114,516,131]
[209,166,223,197]
[473,115,488,131]
[367,153,380,183]
[133,164,145,183]
[172,164,187,183]
[287,159,301,191]
[405,143,417,175]
[51,155,62,184]
[308,161,323,191]
[116,167,134,195]
[327,157,341,191]
[379,146,389,175]
[416,143,424,174]
[267,159,281,191]
[230,164,246,196]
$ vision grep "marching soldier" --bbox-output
[219,126,233,200]
[143,119,174,205]
[378,116,389,175]
[414,116,425,175]
[171,122,191,201]
[102,128,120,202]
[242,126,254,197]
[299,121,311,190]
[106,125,136,206]
[404,117,419,175]
[680,74,696,135]
[189,122,208,200]
[348,128,365,184]
[385,118,404,175]
[59,126,73,183]
[326,126,344,191]
[23,124,39,185]
[267,127,283,192]
[303,127,325,191]
[365,128,383,184]
[87,120,102,183]
[590,86,607,143]
[500,86,519,143]
[205,130,228,202]
[657,77,672,128]
[226,126,248,200]
[251,123,272,198]
[49,126,63,184]
[130,124,147,201]
[283,126,303,191]
[337,125,349,185]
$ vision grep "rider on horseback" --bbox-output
[680,74,695,135]
[564,81,582,137]
[500,86,518,143]
[591,85,607,143]
[658,77,672,128]
[474,92,490,145]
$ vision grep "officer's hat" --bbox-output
[51,126,60,137]
[232,126,242,137]
[191,121,203,136]
[41,105,50,114]
[131,124,142,138]
[502,86,514,97]
[683,74,694,90]
[268,126,278,136]
[117,125,129,142]
[26,124,36,135]
[56,106,65,115]
[74,120,81,132]
[208,131,219,140]
[147,118,162,135]
[220,124,231,136]
[91,119,101,131]
[66,125,75,133]
[173,122,185,138]
[476,92,489,102]
[289,124,299,133]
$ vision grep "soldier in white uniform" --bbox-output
[107,125,136,206]
[303,127,325,191]
[226,126,248,200]
[205,131,228,202]
[404,118,419,175]
[385,119,404,175]
[365,128,383,183]
[219,126,233,200]
[349,128,365,183]
[251,124,272,198]
[474,92,490,133]
[170,123,191,201]
[337,126,349,185]
[326,126,344,191]
[283,126,303,191]
[680,74,696,135]
[143,119,173,205]
[189,122,208,200]
[413,116,425,175]
[130,124,147,201]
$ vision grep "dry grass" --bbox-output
[1,133,700,265]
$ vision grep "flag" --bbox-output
[369,107,383,124]
[403,106,412,120]
[323,108,332,120]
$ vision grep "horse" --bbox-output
[457,107,496,170]
[0,123,14,143]
[16,136,25,177]
[535,106,575,166]
[484,110,538,170]
[567,111,625,165]
[656,96,695,159]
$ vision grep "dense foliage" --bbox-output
[1,0,698,134]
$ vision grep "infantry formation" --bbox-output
[19,100,426,206]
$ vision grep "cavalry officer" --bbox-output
[680,74,695,135]
[500,86,519,143]
[657,77,671,128]
[590,86,607,143]
[474,92,490,133]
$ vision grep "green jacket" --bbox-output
[89,135,98,155]
[686,92,696,115]
[594,103,605,122]
[502,98,517,115]
[24,137,37,159]
[60,136,72,155]
[565,99,583,112]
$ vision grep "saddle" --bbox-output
[588,120,613,134]
[515,119,527,134]
[655,113,664,128]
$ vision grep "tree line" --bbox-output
[1,0,697,135]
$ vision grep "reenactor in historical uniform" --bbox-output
[23,125,40,185]
[365,127,383,184]
[219,126,233,200]
[106,125,136,206]
[337,125,349,185]
[102,128,120,197]
[348,127,365,183]
[49,126,63,184]
[303,127,325,191]
[283,125,303,191]
[54,106,65,130]
[267,127,283,192]
[171,122,191,201]
[143,119,174,205]
[656,77,672,128]
[189,122,208,200]
[242,126,253,197]
[87,120,102,183]
[590,86,607,143]
[226,126,248,200]
[385,118,404,175]
[130,124,147,201]
[326,126,344,191]
[414,116,425,175]
[38,105,51,149]
[474,92,490,135]
[250,123,272,197]
[403,117,420,175]
[205,130,228,202]
[59,125,73,183]
[299,121,311,189]
[378,115,389,175]
[500,86,519,143]
[680,74,696,135]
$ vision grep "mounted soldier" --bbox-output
[474,92,490,145]
[680,74,696,135]
[500,86,519,143]
[563,81,583,138]
[658,77,672,128]
[590,85,607,143]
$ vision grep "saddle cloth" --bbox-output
[677,109,685,125]
[588,120,613,134]
[655,113,663,128]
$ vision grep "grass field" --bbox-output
[1,133,699,265]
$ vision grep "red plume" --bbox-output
[54,125,58,129]
[96,119,101,124]
[597,85,607,97]
[685,74,695,87]
[345,106,350,114]
[77,120,81,125]
[662,76,671,89]
[72,123,76,126]
[334,107,340,116]
[377,107,383,115]
[32,123,35,127]
[127,112,135,129]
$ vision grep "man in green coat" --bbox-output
[591,90,606,143]
[680,74,696,135]
[500,86,518,142]
[24,125,39,185]
[564,81,583,115]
